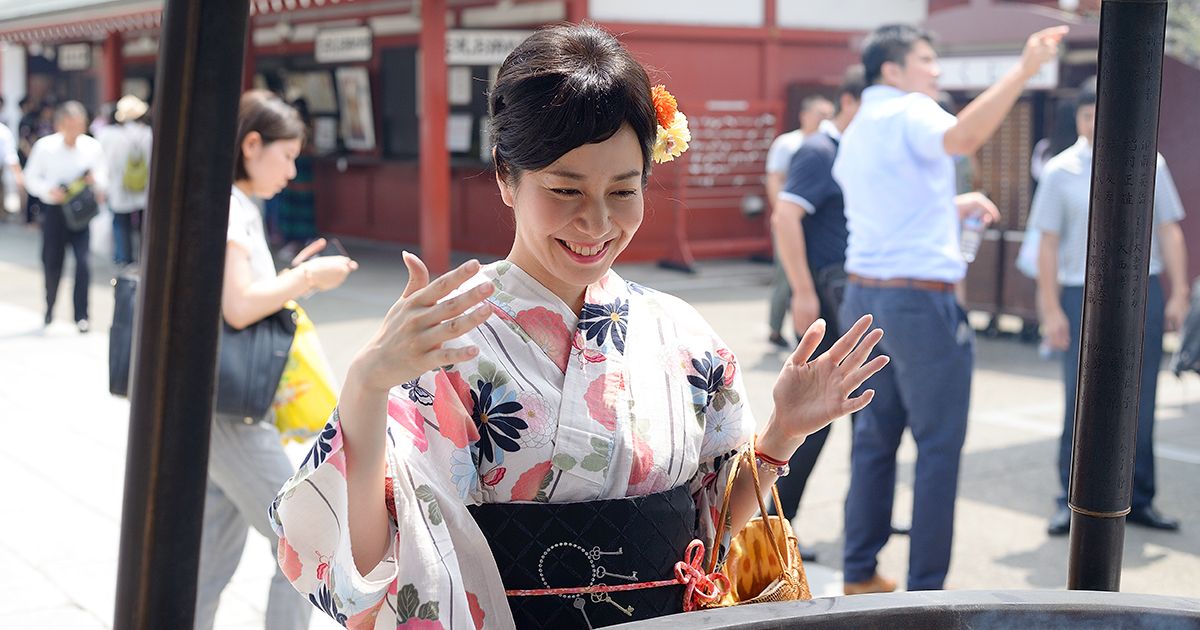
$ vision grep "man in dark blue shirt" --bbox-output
[770,66,864,554]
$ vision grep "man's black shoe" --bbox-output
[798,544,817,563]
[1047,506,1071,536]
[1127,506,1180,531]
[768,332,789,349]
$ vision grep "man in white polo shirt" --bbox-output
[1036,84,1188,536]
[832,23,1065,594]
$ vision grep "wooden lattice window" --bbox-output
[976,100,1034,231]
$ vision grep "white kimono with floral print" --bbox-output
[270,261,754,629]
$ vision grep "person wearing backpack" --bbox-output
[98,95,152,265]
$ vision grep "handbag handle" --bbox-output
[706,436,793,575]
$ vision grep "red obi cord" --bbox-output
[503,539,730,612]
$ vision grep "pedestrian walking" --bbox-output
[832,23,1064,594]
[97,95,153,266]
[770,67,865,562]
[766,95,833,348]
[19,100,54,225]
[1035,83,1188,536]
[192,90,359,630]
[269,23,887,629]
[23,101,106,332]
[0,113,25,219]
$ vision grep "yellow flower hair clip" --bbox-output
[651,84,690,164]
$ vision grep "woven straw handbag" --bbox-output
[703,443,811,607]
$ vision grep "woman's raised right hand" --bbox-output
[349,253,494,392]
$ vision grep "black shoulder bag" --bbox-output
[63,185,98,232]
[109,272,298,419]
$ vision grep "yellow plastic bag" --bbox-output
[273,302,338,444]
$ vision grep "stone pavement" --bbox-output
[1,220,1198,629]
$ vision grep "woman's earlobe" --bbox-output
[241,131,263,159]
[497,176,515,208]
[495,163,516,208]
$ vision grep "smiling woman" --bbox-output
[269,22,889,630]
[500,125,646,312]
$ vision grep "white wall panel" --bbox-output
[589,0,764,27]
[776,0,926,31]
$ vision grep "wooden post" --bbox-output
[101,31,123,103]
[112,0,249,627]
[566,0,587,22]
[419,0,451,273]
[242,18,256,91]
[1067,0,1167,592]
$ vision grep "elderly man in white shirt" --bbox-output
[832,23,1065,594]
[1035,85,1188,536]
[24,101,107,332]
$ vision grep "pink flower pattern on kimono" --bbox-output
[346,598,387,630]
[277,536,303,582]
[510,460,553,502]
[516,391,553,449]
[481,466,507,487]
[571,329,607,364]
[433,369,479,448]
[584,371,624,431]
[716,347,738,387]
[389,395,429,452]
[467,591,486,630]
[627,431,654,487]
[514,306,572,373]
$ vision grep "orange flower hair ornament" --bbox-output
[651,84,691,163]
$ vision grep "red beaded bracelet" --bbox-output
[754,449,790,468]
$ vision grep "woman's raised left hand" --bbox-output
[764,315,888,454]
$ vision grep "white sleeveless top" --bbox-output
[226,185,277,282]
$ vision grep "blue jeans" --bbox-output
[1057,280,1162,511]
[112,210,141,265]
[840,283,973,590]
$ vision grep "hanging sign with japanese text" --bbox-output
[445,30,532,65]
[315,27,373,64]
[58,44,92,71]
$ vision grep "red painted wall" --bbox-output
[1159,56,1200,283]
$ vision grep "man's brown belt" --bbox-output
[847,274,955,293]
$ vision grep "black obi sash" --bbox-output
[467,484,697,629]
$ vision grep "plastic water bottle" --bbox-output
[960,213,985,263]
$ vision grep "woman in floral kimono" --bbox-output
[271,24,887,630]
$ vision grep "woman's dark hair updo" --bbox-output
[489,23,657,184]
